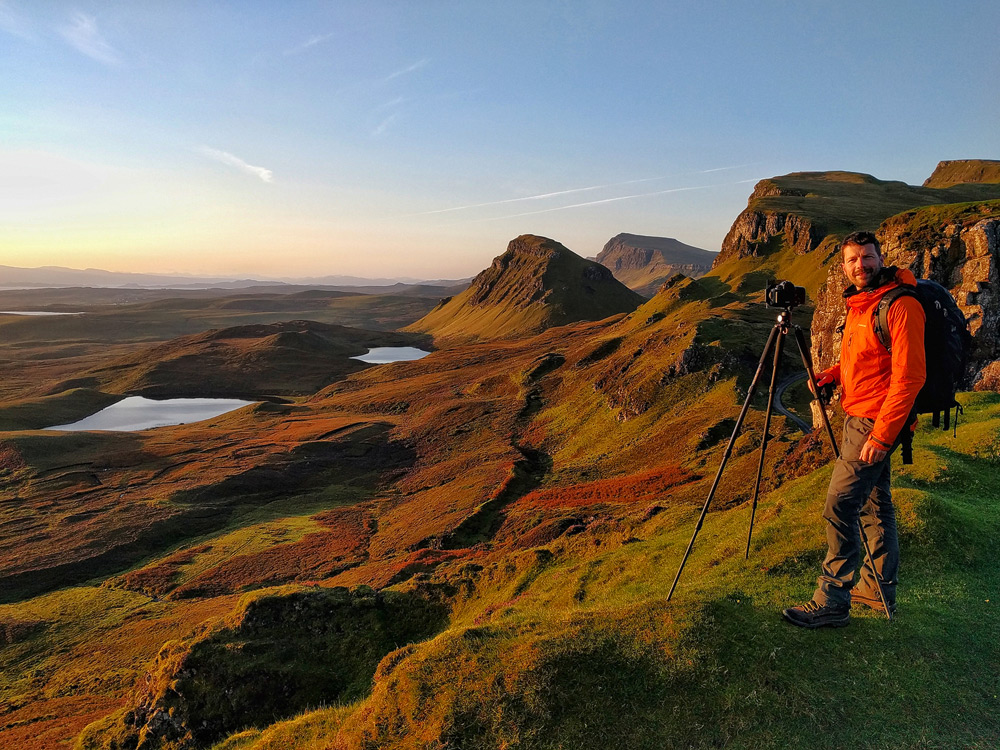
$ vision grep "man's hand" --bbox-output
[810,372,835,400]
[859,439,888,464]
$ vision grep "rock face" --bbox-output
[715,179,821,263]
[924,159,1000,189]
[406,235,644,341]
[596,233,715,295]
[810,207,1000,390]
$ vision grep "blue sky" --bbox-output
[1,1,997,280]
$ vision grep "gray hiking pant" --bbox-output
[813,415,899,607]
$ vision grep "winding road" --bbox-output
[774,371,813,433]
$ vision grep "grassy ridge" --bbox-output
[208,392,1000,749]
[749,172,1000,241]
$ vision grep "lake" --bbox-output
[351,347,431,364]
[0,311,82,316]
[45,396,255,432]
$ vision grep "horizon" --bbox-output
[2,1,998,278]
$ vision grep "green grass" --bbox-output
[244,392,1000,750]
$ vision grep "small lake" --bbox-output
[351,347,431,364]
[0,311,82,316]
[45,396,255,432]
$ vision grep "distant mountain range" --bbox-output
[0,264,458,290]
[2,231,715,297]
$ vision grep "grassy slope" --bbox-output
[924,160,1000,188]
[212,391,1000,750]
[406,235,643,342]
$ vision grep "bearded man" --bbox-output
[783,231,926,628]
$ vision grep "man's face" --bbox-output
[842,242,883,289]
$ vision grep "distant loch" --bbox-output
[351,347,431,364]
[45,396,254,432]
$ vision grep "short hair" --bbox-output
[841,231,881,256]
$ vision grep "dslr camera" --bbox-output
[765,280,806,309]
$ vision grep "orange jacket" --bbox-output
[823,268,926,450]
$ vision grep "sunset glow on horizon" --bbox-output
[2,1,997,280]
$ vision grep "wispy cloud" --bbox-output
[59,12,120,66]
[371,114,398,138]
[411,164,760,218]
[382,58,429,83]
[283,32,335,56]
[0,1,34,40]
[411,176,674,217]
[480,180,757,221]
[197,147,273,183]
[699,162,762,173]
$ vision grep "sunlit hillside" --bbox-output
[1,165,999,749]
[406,234,645,342]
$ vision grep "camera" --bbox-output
[765,280,806,309]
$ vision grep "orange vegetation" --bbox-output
[514,464,698,509]
[172,507,374,598]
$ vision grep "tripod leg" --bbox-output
[791,327,892,620]
[746,328,785,559]
[791,327,839,459]
[857,522,894,621]
[667,324,780,601]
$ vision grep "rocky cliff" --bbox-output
[715,171,1000,271]
[716,178,822,262]
[596,233,715,295]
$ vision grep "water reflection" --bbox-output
[0,311,82,316]
[45,396,254,432]
[351,347,430,364]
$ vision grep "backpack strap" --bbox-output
[872,285,917,353]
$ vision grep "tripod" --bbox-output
[666,306,893,620]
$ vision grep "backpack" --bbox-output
[872,278,973,463]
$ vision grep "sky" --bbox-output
[1,1,998,281]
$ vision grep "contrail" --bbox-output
[699,162,762,173]
[409,175,673,216]
[410,164,759,217]
[479,179,757,221]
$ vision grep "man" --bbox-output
[783,231,926,628]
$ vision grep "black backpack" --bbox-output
[872,278,972,462]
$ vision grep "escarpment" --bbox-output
[717,193,820,263]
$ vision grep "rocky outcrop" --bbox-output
[881,216,1000,380]
[715,180,819,265]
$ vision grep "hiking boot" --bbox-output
[782,600,850,629]
[851,590,896,615]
